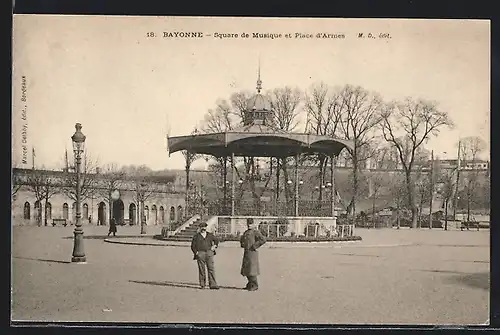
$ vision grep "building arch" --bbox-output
[98,201,107,225]
[159,206,165,224]
[144,205,150,223]
[177,205,183,221]
[170,206,176,222]
[45,202,52,221]
[112,199,125,224]
[82,203,89,220]
[151,205,158,225]
[34,201,42,223]
[23,202,30,220]
[129,203,137,225]
[63,203,69,220]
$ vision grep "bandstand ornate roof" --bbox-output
[167,69,354,158]
[167,126,353,158]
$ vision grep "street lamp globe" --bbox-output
[71,123,86,156]
[287,180,293,185]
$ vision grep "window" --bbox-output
[177,205,183,221]
[23,202,30,220]
[63,203,69,219]
[82,203,89,219]
[170,206,175,222]
[159,206,165,224]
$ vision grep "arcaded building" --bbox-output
[11,167,186,227]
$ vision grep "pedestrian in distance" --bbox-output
[191,222,219,290]
[108,217,117,237]
[240,218,266,291]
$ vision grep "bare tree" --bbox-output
[304,83,343,202]
[268,86,302,132]
[459,136,487,221]
[380,98,453,228]
[438,170,455,231]
[335,85,384,217]
[389,172,407,229]
[267,86,303,204]
[181,128,202,217]
[132,177,155,234]
[369,171,388,228]
[61,151,99,203]
[97,163,125,224]
[25,169,50,226]
[11,173,22,202]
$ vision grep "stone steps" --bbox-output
[165,218,205,241]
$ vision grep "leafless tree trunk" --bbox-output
[97,163,125,224]
[380,98,454,228]
[459,136,486,222]
[336,85,384,219]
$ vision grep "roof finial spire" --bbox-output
[256,57,262,94]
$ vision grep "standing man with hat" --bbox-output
[191,222,220,290]
[240,218,267,291]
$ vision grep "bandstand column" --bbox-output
[231,152,235,216]
[223,156,227,214]
[330,154,336,218]
[294,154,299,217]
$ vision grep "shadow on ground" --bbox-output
[129,280,243,290]
[417,269,490,291]
[448,272,490,291]
[13,256,71,264]
[63,235,149,240]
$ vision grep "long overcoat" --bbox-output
[240,228,266,276]
[109,219,117,233]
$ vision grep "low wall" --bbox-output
[213,215,351,237]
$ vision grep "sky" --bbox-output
[12,16,490,171]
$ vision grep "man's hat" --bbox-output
[199,222,208,228]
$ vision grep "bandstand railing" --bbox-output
[214,219,355,238]
[206,199,337,217]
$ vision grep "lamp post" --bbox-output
[71,123,86,263]
[140,182,147,235]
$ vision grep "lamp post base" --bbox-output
[72,228,86,262]
[71,256,87,263]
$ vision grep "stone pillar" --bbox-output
[231,152,235,216]
[223,156,228,214]
[330,154,336,230]
[294,154,299,217]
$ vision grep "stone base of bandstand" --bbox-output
[160,214,358,239]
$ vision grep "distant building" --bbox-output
[12,168,185,227]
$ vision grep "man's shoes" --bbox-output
[244,283,251,290]
[248,286,258,291]
[210,286,220,290]
[199,286,206,289]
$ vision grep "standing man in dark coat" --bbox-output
[108,218,117,237]
[240,218,266,291]
[191,223,219,290]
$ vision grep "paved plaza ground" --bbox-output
[11,224,490,325]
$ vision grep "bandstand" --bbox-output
[166,74,354,238]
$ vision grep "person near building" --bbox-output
[240,218,266,291]
[191,222,219,289]
[108,218,117,237]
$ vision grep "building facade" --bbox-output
[12,168,186,227]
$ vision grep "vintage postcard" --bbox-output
[11,15,490,325]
